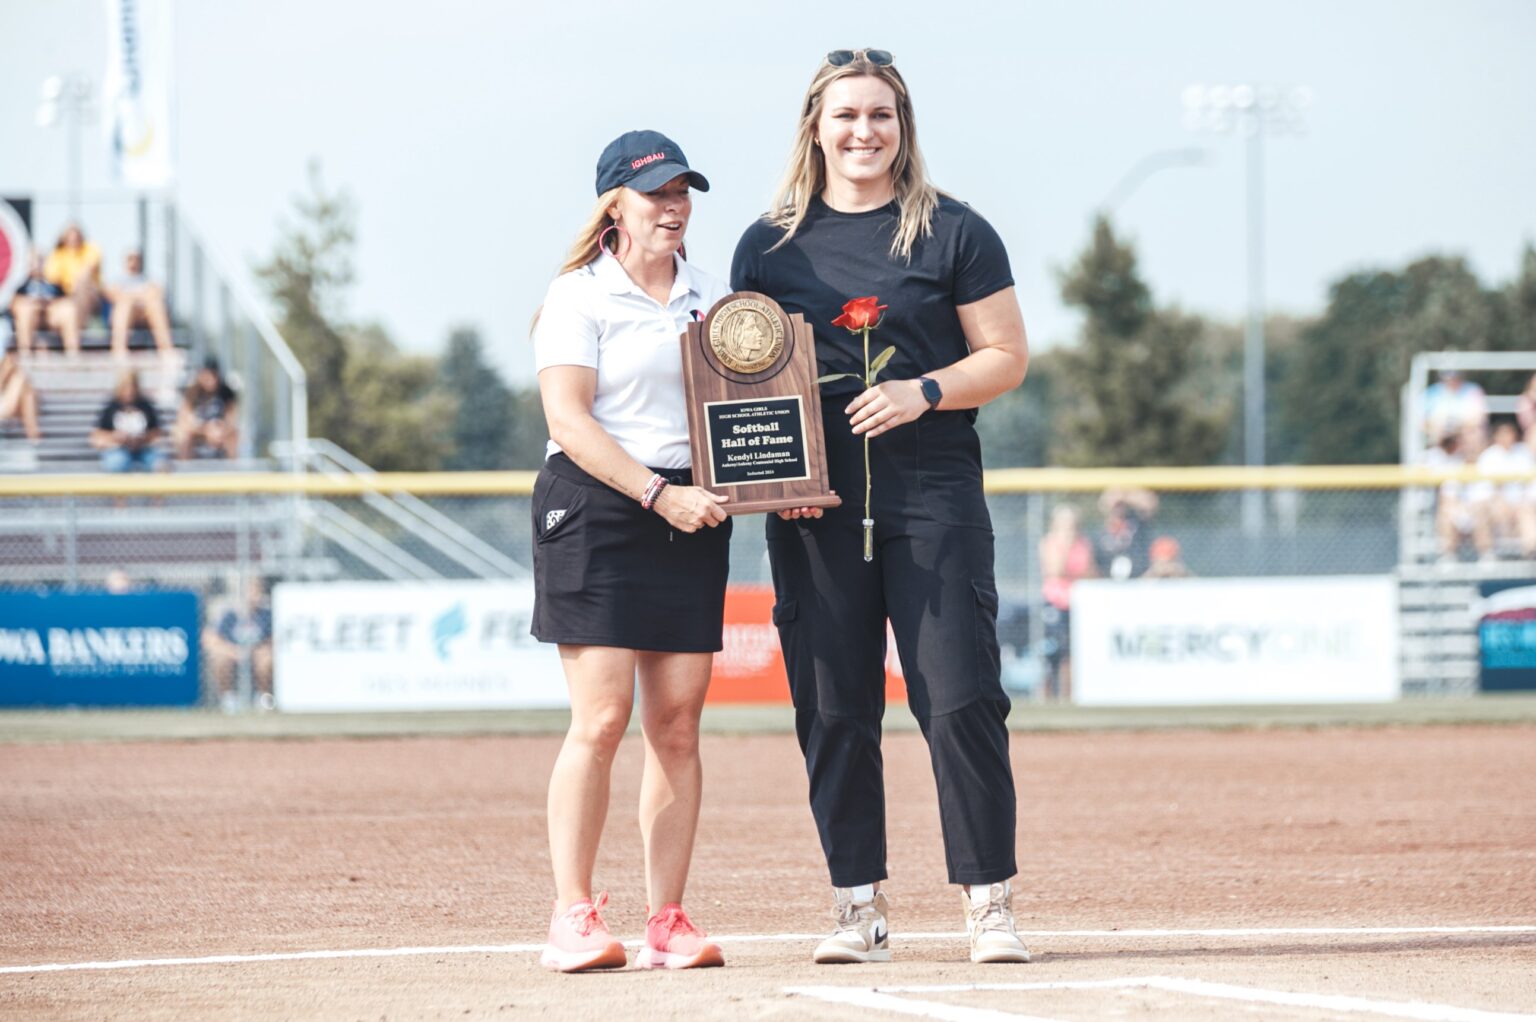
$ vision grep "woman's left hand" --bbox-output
[848,379,929,437]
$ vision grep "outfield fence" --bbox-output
[1,464,1532,705]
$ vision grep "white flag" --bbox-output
[104,0,173,187]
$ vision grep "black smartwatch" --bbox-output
[918,376,943,410]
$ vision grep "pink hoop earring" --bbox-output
[597,222,631,256]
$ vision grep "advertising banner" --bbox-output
[1071,576,1400,705]
[707,585,905,704]
[1474,580,1536,692]
[273,580,567,711]
[104,0,174,186]
[0,590,200,706]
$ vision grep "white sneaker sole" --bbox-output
[814,944,892,964]
[971,945,1032,964]
[539,941,627,972]
[635,944,724,969]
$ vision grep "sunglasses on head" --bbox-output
[826,48,893,67]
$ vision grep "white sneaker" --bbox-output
[813,888,891,963]
[963,880,1031,963]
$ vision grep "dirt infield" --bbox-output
[2,724,1534,1020]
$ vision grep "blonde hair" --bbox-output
[766,55,940,261]
[556,186,628,276]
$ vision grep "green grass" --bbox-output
[2,695,1535,744]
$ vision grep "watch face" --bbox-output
[921,377,942,407]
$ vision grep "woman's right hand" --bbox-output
[653,485,730,532]
[775,507,825,521]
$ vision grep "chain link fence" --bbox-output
[1,469,1530,706]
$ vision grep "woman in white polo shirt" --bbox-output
[530,130,730,973]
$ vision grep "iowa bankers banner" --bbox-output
[273,581,567,711]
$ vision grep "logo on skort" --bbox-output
[545,509,568,531]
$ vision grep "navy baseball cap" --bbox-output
[595,130,710,196]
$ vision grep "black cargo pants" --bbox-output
[766,405,1017,887]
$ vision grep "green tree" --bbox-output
[976,349,1060,468]
[1277,255,1504,464]
[439,326,516,469]
[1050,217,1230,466]
[337,324,456,470]
[254,161,355,446]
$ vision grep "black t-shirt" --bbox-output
[97,397,160,437]
[730,195,1014,399]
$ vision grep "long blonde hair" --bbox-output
[557,186,628,276]
[766,54,940,261]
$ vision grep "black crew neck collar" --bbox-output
[812,194,899,219]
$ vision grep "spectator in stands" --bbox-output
[1039,504,1096,700]
[173,357,239,459]
[1143,536,1193,578]
[1423,370,1488,447]
[1518,373,1536,437]
[104,568,135,593]
[0,351,42,442]
[9,251,82,358]
[104,249,175,358]
[202,575,274,711]
[1469,420,1533,560]
[1426,428,1490,563]
[1096,487,1158,580]
[91,369,169,472]
[43,223,103,329]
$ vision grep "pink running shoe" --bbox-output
[539,892,627,973]
[636,903,724,969]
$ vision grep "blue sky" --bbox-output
[4,0,1534,384]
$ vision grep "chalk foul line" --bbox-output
[786,976,1536,1022]
[2,926,1533,976]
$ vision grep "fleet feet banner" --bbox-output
[273,580,567,711]
[0,590,200,706]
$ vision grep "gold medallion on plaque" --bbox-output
[708,298,784,374]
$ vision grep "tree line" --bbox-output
[259,167,1536,471]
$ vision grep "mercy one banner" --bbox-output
[1071,576,1400,705]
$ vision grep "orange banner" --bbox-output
[708,584,907,704]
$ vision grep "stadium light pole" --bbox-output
[36,73,98,224]
[1183,83,1310,531]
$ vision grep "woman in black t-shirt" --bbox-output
[731,49,1031,966]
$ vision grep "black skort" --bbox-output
[530,452,732,653]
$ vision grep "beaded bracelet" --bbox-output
[640,474,669,511]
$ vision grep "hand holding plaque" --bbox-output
[679,293,842,515]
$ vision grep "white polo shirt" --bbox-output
[533,250,729,470]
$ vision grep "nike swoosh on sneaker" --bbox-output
[872,923,887,945]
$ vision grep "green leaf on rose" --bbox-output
[817,372,859,384]
[869,346,897,378]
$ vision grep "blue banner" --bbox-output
[1475,580,1536,692]
[0,590,200,706]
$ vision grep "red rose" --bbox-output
[831,295,887,332]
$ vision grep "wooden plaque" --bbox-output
[680,292,841,515]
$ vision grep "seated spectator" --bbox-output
[1517,373,1536,437]
[1097,487,1159,580]
[103,249,175,358]
[0,351,42,442]
[91,369,169,473]
[8,251,82,357]
[43,223,103,328]
[202,576,274,711]
[1423,370,1488,447]
[1425,428,1490,563]
[1039,504,1097,701]
[1143,536,1193,578]
[174,357,239,459]
[1468,420,1532,560]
